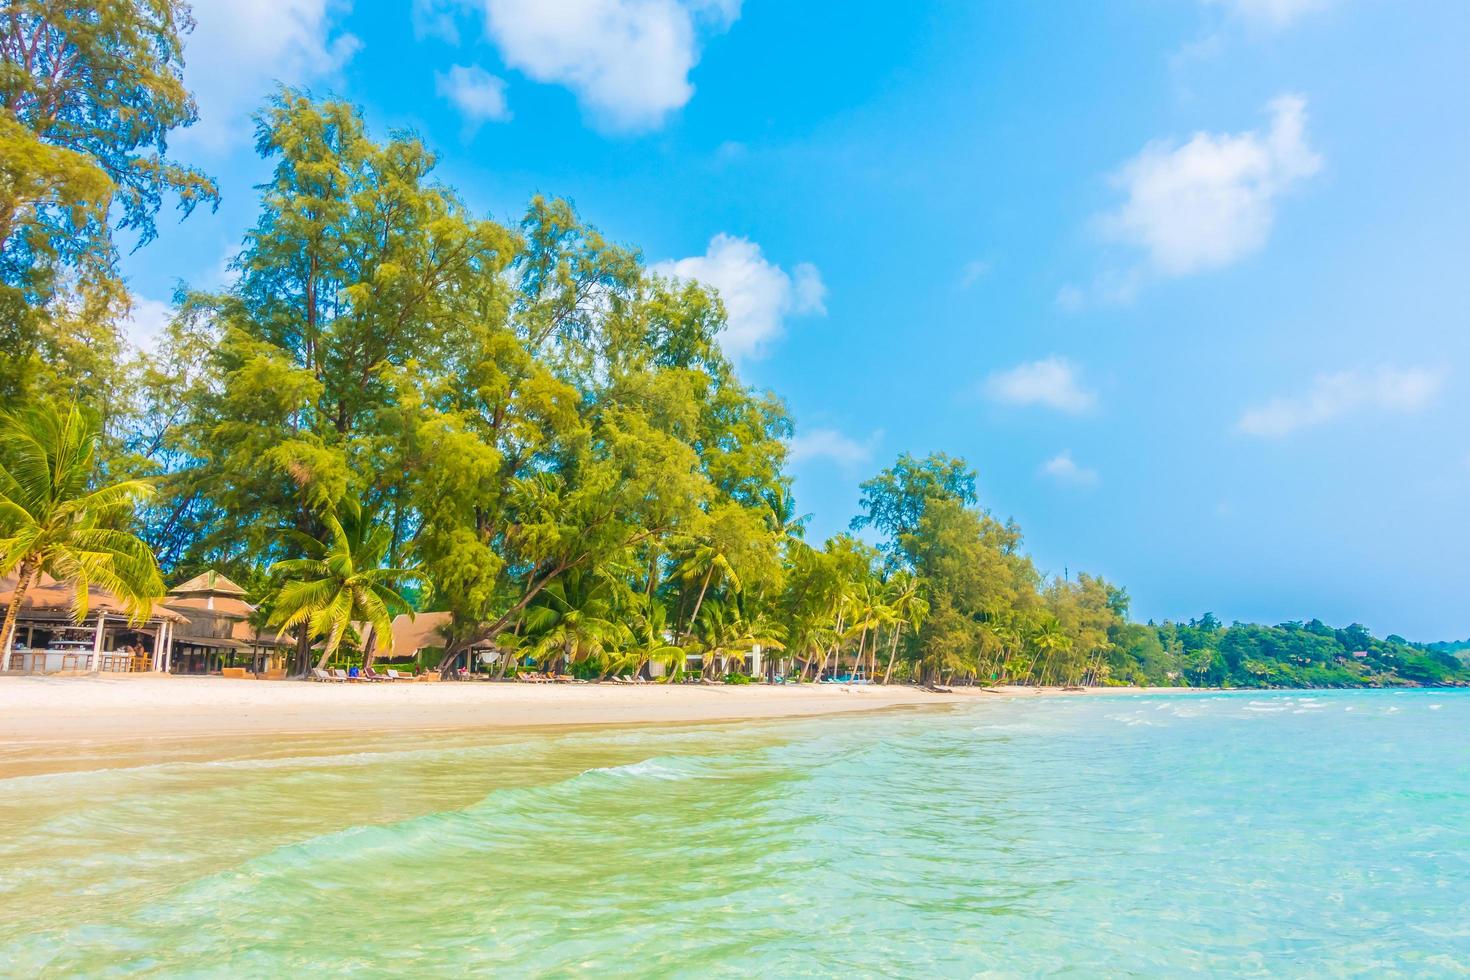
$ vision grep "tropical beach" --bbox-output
[5,0,1470,974]
[0,674,1209,748]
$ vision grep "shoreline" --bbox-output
[0,674,1199,750]
[0,677,1448,779]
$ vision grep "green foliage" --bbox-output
[0,0,215,403]
[0,399,163,655]
[267,497,421,674]
[5,82,1460,692]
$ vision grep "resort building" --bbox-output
[0,572,187,673]
[388,612,499,671]
[163,571,288,676]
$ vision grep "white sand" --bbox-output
[0,676,1203,759]
[0,674,977,744]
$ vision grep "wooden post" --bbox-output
[90,613,107,674]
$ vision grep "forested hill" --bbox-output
[1108,616,1470,689]
[1423,638,1470,658]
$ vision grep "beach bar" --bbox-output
[162,571,289,676]
[0,573,187,673]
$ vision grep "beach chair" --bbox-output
[330,668,356,682]
[385,669,411,681]
[362,666,388,682]
[310,668,341,683]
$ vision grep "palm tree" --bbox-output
[269,498,420,675]
[879,572,927,684]
[762,480,811,555]
[608,597,683,680]
[675,539,741,642]
[0,402,163,667]
[1025,616,1072,687]
[690,599,785,679]
[519,570,627,674]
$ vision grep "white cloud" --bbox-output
[1206,0,1331,28]
[788,428,882,468]
[179,0,360,153]
[959,259,991,289]
[1054,284,1085,312]
[413,0,463,42]
[1100,94,1321,278]
[469,0,740,131]
[436,64,512,127]
[652,234,825,360]
[983,357,1097,414]
[1235,367,1446,438]
[1040,451,1098,486]
[120,296,174,352]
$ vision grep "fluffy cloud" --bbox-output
[1040,451,1098,486]
[1100,94,1321,278]
[1235,367,1445,438]
[652,234,825,360]
[466,0,740,131]
[436,64,512,126]
[120,296,174,352]
[1206,0,1331,27]
[179,0,360,152]
[787,428,881,468]
[983,357,1097,414]
[958,259,991,289]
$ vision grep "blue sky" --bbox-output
[120,0,1470,640]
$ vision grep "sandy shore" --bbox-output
[0,675,1198,745]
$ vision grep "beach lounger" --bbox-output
[362,666,388,682]
[330,668,357,682]
[310,668,341,682]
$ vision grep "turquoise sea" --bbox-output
[2,689,1467,976]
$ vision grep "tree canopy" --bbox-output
[5,66,1465,689]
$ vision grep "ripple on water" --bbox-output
[1,689,1468,975]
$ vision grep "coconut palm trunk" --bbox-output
[683,564,715,643]
[881,623,903,685]
[0,561,35,667]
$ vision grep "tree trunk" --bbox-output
[683,565,715,643]
[881,623,903,685]
[294,629,312,678]
[0,560,35,671]
[361,627,379,671]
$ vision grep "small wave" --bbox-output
[585,759,702,781]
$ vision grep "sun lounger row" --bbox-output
[310,667,427,682]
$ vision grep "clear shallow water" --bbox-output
[2,690,1467,976]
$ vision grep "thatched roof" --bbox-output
[164,593,256,621]
[388,612,498,654]
[389,611,452,654]
[170,570,249,598]
[0,573,185,623]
